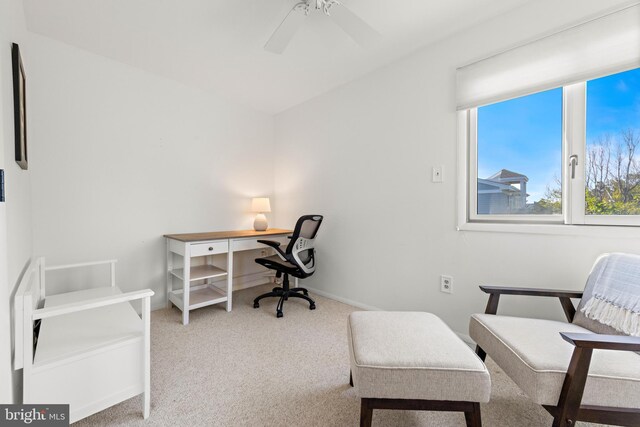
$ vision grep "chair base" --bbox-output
[358,398,482,427]
[253,275,315,318]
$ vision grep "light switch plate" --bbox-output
[432,166,444,183]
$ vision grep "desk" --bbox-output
[164,229,292,325]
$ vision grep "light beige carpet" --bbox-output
[76,284,603,426]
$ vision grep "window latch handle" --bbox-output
[569,154,579,179]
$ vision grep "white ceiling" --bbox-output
[23,0,532,114]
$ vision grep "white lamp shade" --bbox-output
[251,197,271,213]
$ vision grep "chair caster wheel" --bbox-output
[277,311,283,318]
[309,304,316,310]
[253,302,259,308]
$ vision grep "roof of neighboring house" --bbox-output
[487,169,529,182]
[477,178,521,194]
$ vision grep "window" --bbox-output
[585,68,640,217]
[474,89,562,218]
[456,5,640,228]
[464,67,640,226]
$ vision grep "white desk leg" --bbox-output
[166,239,173,309]
[182,244,190,325]
[295,277,299,287]
[142,296,151,419]
[226,242,233,312]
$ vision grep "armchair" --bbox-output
[470,253,640,427]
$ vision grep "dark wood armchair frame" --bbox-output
[476,285,640,427]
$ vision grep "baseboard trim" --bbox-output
[305,286,476,346]
[227,272,272,291]
[304,286,383,311]
[206,272,272,291]
[457,333,474,346]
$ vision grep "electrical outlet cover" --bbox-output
[440,275,453,293]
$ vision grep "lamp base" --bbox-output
[254,213,268,231]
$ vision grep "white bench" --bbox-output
[14,257,154,423]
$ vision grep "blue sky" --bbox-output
[477,67,640,202]
[587,68,640,143]
[478,88,562,202]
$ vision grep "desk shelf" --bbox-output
[168,285,227,311]
[170,265,227,282]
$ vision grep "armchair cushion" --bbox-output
[470,314,640,408]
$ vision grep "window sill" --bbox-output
[457,221,640,238]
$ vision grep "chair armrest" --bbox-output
[479,286,583,322]
[257,239,281,248]
[33,289,154,320]
[480,285,583,298]
[561,332,640,352]
[257,240,286,258]
[549,332,640,421]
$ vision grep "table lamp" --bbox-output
[251,197,271,231]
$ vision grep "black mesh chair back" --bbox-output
[285,215,323,275]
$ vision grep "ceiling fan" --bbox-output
[265,0,380,54]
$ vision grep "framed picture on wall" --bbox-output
[12,43,27,170]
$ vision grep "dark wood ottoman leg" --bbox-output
[350,370,354,387]
[360,398,373,427]
[464,402,482,427]
[475,345,487,362]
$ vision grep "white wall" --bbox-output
[28,34,276,310]
[0,0,33,404]
[274,0,640,339]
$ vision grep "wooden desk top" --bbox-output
[164,228,292,242]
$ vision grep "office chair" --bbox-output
[253,215,323,318]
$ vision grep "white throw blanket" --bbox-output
[581,253,640,337]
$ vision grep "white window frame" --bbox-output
[565,82,586,225]
[467,107,563,224]
[459,75,640,228]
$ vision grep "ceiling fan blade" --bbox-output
[329,4,380,48]
[265,3,308,54]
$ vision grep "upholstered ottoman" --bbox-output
[348,312,491,427]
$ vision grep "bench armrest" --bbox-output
[479,285,582,322]
[33,289,154,320]
[45,259,117,272]
[560,332,640,351]
[45,259,119,288]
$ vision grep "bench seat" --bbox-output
[348,311,491,426]
[35,287,143,365]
